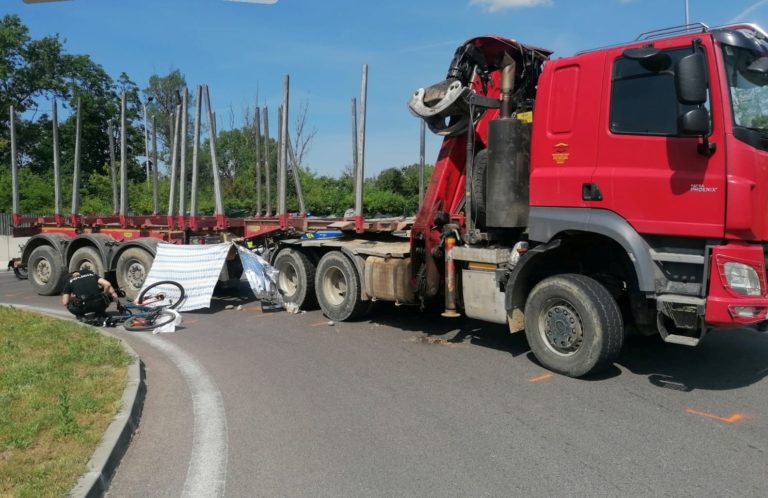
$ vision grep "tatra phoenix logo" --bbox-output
[552,143,570,165]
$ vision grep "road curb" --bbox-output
[0,304,145,498]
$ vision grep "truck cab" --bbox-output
[408,23,768,377]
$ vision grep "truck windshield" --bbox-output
[722,44,768,133]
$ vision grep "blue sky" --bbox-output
[4,0,768,177]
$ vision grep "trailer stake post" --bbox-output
[190,85,202,229]
[152,115,159,216]
[167,106,181,228]
[279,74,290,228]
[204,85,226,228]
[254,106,262,216]
[52,99,63,226]
[263,106,272,217]
[108,118,118,214]
[71,97,82,226]
[120,92,129,227]
[287,134,306,216]
[351,97,358,211]
[10,106,20,225]
[178,87,188,229]
[355,64,368,233]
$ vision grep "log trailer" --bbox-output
[12,23,768,377]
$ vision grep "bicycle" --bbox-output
[106,280,186,331]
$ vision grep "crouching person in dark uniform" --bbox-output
[61,269,118,322]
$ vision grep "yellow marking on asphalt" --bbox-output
[686,409,748,424]
[528,373,554,383]
[4,293,19,297]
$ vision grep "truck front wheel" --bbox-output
[274,248,317,309]
[315,251,371,322]
[524,274,623,378]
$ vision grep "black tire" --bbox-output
[315,251,371,322]
[13,266,28,280]
[68,246,106,276]
[28,245,66,295]
[116,248,154,301]
[274,248,317,309]
[524,274,624,378]
[138,280,186,310]
[124,310,177,331]
[471,149,487,228]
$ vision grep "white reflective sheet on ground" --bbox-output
[237,245,281,302]
[140,243,232,311]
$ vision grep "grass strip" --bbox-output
[0,307,131,498]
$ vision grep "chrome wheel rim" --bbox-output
[539,299,584,357]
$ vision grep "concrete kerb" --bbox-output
[0,303,145,498]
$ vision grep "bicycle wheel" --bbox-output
[137,280,186,310]
[124,310,177,331]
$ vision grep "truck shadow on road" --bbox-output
[369,304,768,391]
[615,329,768,391]
[368,303,529,357]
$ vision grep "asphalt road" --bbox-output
[2,270,768,497]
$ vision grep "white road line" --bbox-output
[129,333,229,498]
[1,303,229,497]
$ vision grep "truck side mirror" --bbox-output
[675,52,708,104]
[679,108,709,135]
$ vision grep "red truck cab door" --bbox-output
[592,35,727,238]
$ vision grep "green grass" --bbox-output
[0,307,132,498]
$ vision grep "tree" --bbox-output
[143,69,187,159]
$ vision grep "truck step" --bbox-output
[660,333,701,347]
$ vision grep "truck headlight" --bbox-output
[723,262,762,296]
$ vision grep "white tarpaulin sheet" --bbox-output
[237,245,281,302]
[139,243,232,311]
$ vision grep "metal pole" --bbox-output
[71,97,82,220]
[263,106,272,216]
[203,85,225,219]
[278,91,288,218]
[9,106,19,222]
[168,106,180,222]
[191,85,202,221]
[351,97,358,197]
[143,101,150,181]
[254,106,262,215]
[419,120,426,205]
[685,0,690,25]
[355,64,368,230]
[120,92,128,221]
[152,116,159,215]
[108,119,118,214]
[277,104,283,208]
[52,99,62,223]
[287,134,306,215]
[178,87,188,224]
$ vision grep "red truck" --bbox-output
[269,22,768,378]
[15,22,768,378]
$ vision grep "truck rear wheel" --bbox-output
[274,248,317,309]
[315,251,371,322]
[28,245,66,295]
[523,274,623,378]
[68,247,106,276]
[116,248,154,301]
